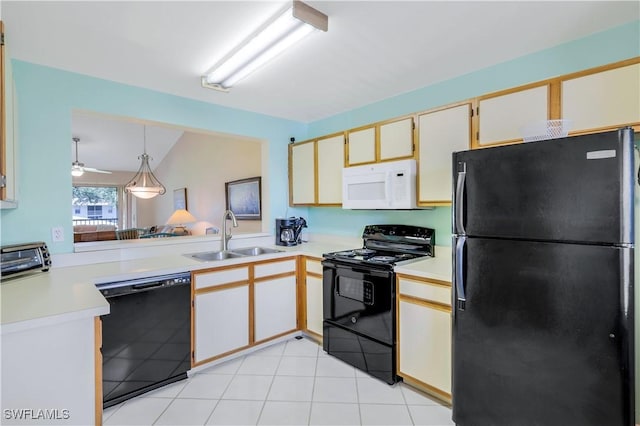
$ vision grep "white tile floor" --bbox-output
[103,336,454,426]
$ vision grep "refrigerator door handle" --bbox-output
[455,162,467,235]
[455,236,466,310]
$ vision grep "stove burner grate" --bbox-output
[337,250,356,257]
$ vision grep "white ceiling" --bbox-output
[2,1,639,171]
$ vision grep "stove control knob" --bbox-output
[351,316,357,324]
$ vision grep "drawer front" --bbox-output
[306,259,323,275]
[255,259,296,279]
[194,266,249,290]
[399,278,451,306]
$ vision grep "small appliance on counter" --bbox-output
[1,242,51,280]
[275,217,307,246]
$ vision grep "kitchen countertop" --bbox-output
[394,245,452,282]
[0,235,451,334]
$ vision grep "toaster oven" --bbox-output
[1,242,52,279]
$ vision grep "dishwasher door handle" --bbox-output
[132,282,165,291]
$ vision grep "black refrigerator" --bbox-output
[451,128,635,426]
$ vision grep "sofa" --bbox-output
[73,224,117,243]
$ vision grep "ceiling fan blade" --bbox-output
[83,167,112,174]
[72,137,112,174]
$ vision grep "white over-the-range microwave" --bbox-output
[342,159,417,209]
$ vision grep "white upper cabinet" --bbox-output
[562,62,640,133]
[316,134,345,204]
[379,117,414,160]
[347,126,376,165]
[1,21,17,208]
[418,103,471,205]
[477,84,549,146]
[290,141,315,205]
[289,134,345,206]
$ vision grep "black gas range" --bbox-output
[322,224,435,384]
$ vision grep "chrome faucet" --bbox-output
[221,210,238,251]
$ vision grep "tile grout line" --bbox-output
[201,355,245,425]
[399,383,417,426]
[355,369,363,425]
[306,345,320,425]
[255,344,287,425]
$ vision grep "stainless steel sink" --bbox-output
[187,247,283,262]
[231,246,283,256]
[189,251,246,261]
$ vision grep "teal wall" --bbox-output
[1,21,638,252]
[0,63,306,253]
[305,20,640,245]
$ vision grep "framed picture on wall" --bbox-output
[173,188,187,210]
[225,177,261,220]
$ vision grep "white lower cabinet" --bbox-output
[304,258,324,337]
[255,276,297,342]
[399,300,451,394]
[306,275,323,336]
[397,275,452,403]
[194,285,249,363]
[192,258,298,366]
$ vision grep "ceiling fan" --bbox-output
[71,137,112,176]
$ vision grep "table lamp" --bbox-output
[166,209,197,235]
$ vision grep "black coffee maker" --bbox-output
[275,217,307,246]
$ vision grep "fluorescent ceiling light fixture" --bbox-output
[202,1,327,91]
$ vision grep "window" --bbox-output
[72,186,119,226]
[87,205,102,219]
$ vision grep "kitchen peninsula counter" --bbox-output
[0,234,353,333]
[1,234,450,333]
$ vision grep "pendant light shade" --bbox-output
[125,126,166,199]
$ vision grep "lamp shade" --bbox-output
[166,209,197,225]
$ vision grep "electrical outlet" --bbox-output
[51,226,64,242]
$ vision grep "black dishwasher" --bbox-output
[97,272,191,408]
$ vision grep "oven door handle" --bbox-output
[349,266,390,277]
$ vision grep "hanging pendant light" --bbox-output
[124,125,166,199]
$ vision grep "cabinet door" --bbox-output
[317,134,345,204]
[254,276,297,342]
[1,20,17,208]
[290,141,315,205]
[418,104,470,205]
[562,63,640,133]
[306,275,323,336]
[194,285,249,363]
[399,300,452,396]
[477,85,548,146]
[379,117,414,160]
[347,126,376,165]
